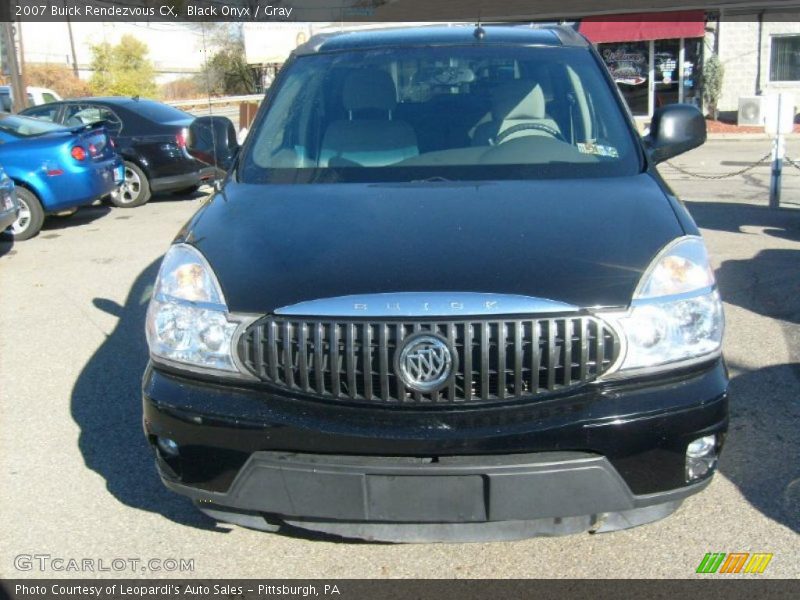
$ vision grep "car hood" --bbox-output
[180,175,684,314]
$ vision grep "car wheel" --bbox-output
[171,185,200,196]
[109,162,151,208]
[9,187,45,241]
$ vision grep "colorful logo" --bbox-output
[696,552,773,574]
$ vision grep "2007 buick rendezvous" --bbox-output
[142,25,727,542]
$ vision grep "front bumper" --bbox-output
[143,359,728,540]
[168,451,709,542]
[0,206,18,232]
[38,157,122,211]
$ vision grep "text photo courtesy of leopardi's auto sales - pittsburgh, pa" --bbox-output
[0,0,799,598]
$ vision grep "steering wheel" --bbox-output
[493,122,566,145]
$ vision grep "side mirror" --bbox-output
[643,104,706,164]
[186,116,239,173]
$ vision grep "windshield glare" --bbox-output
[241,45,640,184]
[0,114,67,137]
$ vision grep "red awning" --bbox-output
[579,11,706,44]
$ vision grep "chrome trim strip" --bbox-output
[274,292,580,317]
[597,350,723,382]
[153,292,227,313]
[228,313,264,380]
[630,285,716,307]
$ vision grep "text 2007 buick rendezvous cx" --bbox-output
[142,25,727,542]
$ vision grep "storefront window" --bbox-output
[654,39,680,109]
[598,42,649,116]
[682,38,703,107]
[599,37,704,118]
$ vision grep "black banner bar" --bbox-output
[2,580,800,600]
[7,0,800,23]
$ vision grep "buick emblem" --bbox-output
[396,334,454,392]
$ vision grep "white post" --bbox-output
[769,94,784,209]
[648,40,655,117]
[678,38,685,104]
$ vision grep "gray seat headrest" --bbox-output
[491,80,546,121]
[342,69,397,113]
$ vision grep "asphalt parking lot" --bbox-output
[0,139,798,578]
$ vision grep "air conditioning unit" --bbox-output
[738,96,766,126]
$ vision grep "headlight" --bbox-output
[146,244,248,374]
[602,236,724,376]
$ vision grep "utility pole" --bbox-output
[1,22,25,114]
[67,15,79,77]
[17,21,27,100]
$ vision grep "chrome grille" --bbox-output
[238,316,620,405]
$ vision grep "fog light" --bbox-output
[157,437,179,457]
[687,435,716,457]
[686,435,717,481]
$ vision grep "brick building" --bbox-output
[711,12,800,115]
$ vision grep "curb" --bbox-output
[707,132,799,140]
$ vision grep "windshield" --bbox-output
[0,114,67,137]
[240,45,641,184]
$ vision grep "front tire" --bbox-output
[109,161,151,208]
[9,187,45,241]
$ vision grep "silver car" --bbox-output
[0,166,19,234]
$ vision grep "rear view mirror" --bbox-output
[186,116,239,173]
[643,104,706,164]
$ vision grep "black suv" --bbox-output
[21,97,209,207]
[142,25,727,542]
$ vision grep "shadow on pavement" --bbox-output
[721,362,800,533]
[684,201,800,331]
[41,205,112,234]
[70,258,228,532]
[0,205,111,247]
[716,247,800,532]
[687,200,800,532]
[684,200,800,244]
[689,202,800,325]
[716,248,800,325]
[0,232,14,257]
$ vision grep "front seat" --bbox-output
[319,70,418,167]
[472,80,562,146]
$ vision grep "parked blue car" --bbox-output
[0,113,122,240]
